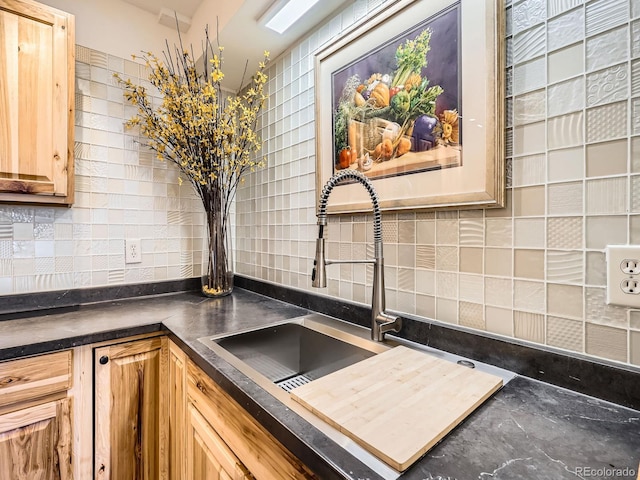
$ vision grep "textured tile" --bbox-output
[586,26,629,72]
[416,245,435,269]
[546,250,583,283]
[633,98,640,136]
[416,220,435,244]
[585,287,628,327]
[514,310,545,342]
[486,219,513,247]
[459,301,485,330]
[547,217,583,249]
[548,77,584,117]
[514,280,546,313]
[586,102,628,143]
[513,57,546,94]
[435,220,458,245]
[630,214,640,243]
[548,182,583,216]
[586,64,629,107]
[548,8,585,52]
[513,25,546,63]
[633,20,640,58]
[459,275,484,304]
[548,0,584,18]
[586,323,627,362]
[631,331,640,366]
[512,0,546,34]
[585,0,628,37]
[484,277,513,308]
[547,316,583,352]
[633,176,640,213]
[436,272,458,299]
[548,112,584,149]
[514,89,546,125]
[436,246,458,272]
[548,43,585,83]
[459,219,484,246]
[512,154,545,186]
[585,177,627,214]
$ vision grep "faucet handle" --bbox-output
[312,238,327,288]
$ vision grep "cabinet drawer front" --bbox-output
[0,350,72,408]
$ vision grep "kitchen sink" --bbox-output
[199,314,390,393]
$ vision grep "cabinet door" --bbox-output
[94,336,168,480]
[187,360,317,480]
[186,402,252,480]
[0,398,73,480]
[0,0,74,204]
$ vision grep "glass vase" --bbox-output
[201,208,233,297]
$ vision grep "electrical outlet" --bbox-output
[606,245,640,307]
[125,238,142,264]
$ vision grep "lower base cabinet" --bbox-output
[94,336,169,480]
[0,398,73,480]
[170,340,317,480]
[187,402,253,479]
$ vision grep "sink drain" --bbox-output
[277,374,313,392]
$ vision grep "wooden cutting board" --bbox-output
[290,345,502,471]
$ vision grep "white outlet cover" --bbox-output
[606,245,640,308]
[125,238,142,264]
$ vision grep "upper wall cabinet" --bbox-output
[0,0,74,205]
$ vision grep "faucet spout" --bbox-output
[312,170,402,341]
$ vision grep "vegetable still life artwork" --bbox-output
[115,27,269,297]
[331,5,460,180]
[314,0,504,214]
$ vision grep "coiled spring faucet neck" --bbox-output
[312,170,401,342]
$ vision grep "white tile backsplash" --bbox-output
[2,0,640,367]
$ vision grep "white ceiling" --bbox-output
[121,0,355,90]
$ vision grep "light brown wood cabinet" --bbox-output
[0,349,74,480]
[177,342,317,480]
[0,0,75,205]
[94,336,169,480]
[186,402,253,480]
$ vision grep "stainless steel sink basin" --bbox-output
[213,322,375,391]
[199,314,390,393]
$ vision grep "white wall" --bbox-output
[40,0,179,59]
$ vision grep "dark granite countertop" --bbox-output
[1,287,638,480]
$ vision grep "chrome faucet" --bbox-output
[311,169,401,341]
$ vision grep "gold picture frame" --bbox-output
[314,0,505,214]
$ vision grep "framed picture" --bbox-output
[314,0,505,214]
